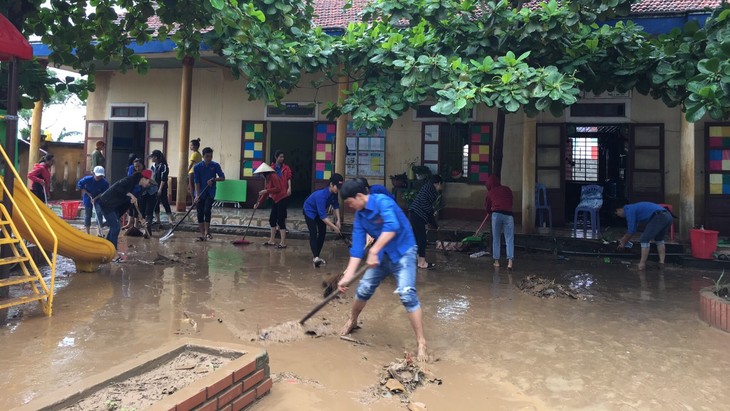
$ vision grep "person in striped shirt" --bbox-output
[408,175,443,270]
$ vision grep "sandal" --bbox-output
[418,263,436,270]
[206,233,213,239]
[276,244,287,249]
[112,256,124,263]
[263,242,276,246]
[196,237,207,242]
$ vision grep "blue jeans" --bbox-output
[639,210,673,247]
[102,209,121,249]
[356,245,420,313]
[84,203,104,228]
[492,213,514,260]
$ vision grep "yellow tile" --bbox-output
[254,142,263,150]
[245,132,254,140]
[316,153,325,160]
[710,174,722,184]
[244,150,253,158]
[710,183,722,195]
[254,123,263,132]
[323,171,331,179]
[243,169,253,177]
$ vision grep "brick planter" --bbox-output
[14,339,272,411]
[699,286,730,333]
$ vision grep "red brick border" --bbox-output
[699,286,730,333]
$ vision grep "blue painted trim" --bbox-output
[31,12,713,57]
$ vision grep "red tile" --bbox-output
[233,360,256,382]
[232,390,256,411]
[256,378,273,399]
[218,382,243,407]
[243,370,264,391]
[207,373,234,398]
[176,390,206,411]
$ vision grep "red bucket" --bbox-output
[689,228,719,259]
[61,201,81,220]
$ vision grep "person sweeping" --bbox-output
[27,154,54,202]
[253,163,288,248]
[408,175,443,270]
[193,147,225,241]
[337,178,428,361]
[303,173,344,267]
[485,174,514,270]
[77,166,110,235]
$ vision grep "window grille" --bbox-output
[566,137,598,182]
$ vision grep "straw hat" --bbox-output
[253,163,275,174]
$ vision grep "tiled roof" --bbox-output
[312,0,724,28]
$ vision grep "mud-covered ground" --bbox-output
[1,232,728,410]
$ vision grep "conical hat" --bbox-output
[253,163,275,174]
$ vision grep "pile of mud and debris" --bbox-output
[361,353,441,407]
[138,251,196,266]
[517,275,593,300]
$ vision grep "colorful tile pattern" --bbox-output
[314,123,336,180]
[708,125,730,194]
[241,121,266,178]
[469,123,492,183]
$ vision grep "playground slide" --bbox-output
[11,188,116,272]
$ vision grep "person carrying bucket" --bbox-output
[303,173,344,267]
[27,154,54,202]
[337,178,427,362]
[254,163,288,248]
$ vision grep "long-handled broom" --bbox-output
[231,194,263,246]
[160,185,209,241]
[462,213,489,244]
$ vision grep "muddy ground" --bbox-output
[1,232,729,410]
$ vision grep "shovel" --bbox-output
[133,202,151,239]
[300,264,369,325]
[160,185,209,241]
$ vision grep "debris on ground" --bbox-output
[138,252,191,266]
[360,353,441,404]
[517,275,593,300]
[257,320,334,343]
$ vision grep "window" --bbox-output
[566,137,599,182]
[421,122,492,182]
[109,103,147,120]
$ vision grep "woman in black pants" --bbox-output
[149,150,175,227]
[302,174,343,267]
[408,175,443,269]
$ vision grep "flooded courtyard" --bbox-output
[1,233,728,410]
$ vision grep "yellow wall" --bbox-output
[87,67,707,220]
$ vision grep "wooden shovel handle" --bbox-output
[299,264,369,325]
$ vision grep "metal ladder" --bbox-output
[0,203,52,315]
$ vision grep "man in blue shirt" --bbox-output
[77,166,110,235]
[615,201,673,270]
[193,147,225,241]
[338,178,427,362]
[303,173,343,267]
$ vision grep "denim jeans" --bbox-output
[356,245,420,312]
[639,211,673,247]
[84,203,104,228]
[102,209,121,250]
[492,213,514,260]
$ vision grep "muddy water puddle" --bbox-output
[0,233,728,410]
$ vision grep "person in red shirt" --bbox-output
[27,154,54,202]
[253,163,288,248]
[270,150,293,244]
[484,174,514,270]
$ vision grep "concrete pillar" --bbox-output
[175,56,194,212]
[521,113,536,234]
[28,100,44,177]
[679,114,695,240]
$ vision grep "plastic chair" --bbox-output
[573,185,603,237]
[657,203,675,241]
[535,183,552,229]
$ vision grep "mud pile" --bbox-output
[362,353,441,404]
[517,275,591,299]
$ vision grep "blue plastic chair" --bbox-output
[535,183,552,229]
[573,185,603,236]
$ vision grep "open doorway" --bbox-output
[564,125,628,226]
[270,122,313,206]
[108,121,146,182]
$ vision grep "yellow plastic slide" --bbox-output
[11,188,116,272]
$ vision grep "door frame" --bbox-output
[83,120,108,173]
[535,123,566,226]
[628,123,665,203]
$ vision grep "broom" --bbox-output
[160,185,209,241]
[462,213,489,244]
[231,194,263,246]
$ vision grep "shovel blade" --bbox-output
[159,230,174,241]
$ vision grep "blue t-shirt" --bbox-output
[193,161,225,198]
[350,193,416,262]
[127,164,135,176]
[303,187,339,220]
[77,176,110,207]
[624,202,666,234]
[370,184,394,199]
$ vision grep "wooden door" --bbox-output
[628,124,664,203]
[84,120,107,173]
[536,123,566,226]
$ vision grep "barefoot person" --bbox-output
[614,201,673,270]
[337,178,427,361]
[485,174,514,270]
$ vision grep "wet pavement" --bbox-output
[1,233,728,410]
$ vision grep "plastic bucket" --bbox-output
[689,228,719,259]
[61,201,81,220]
